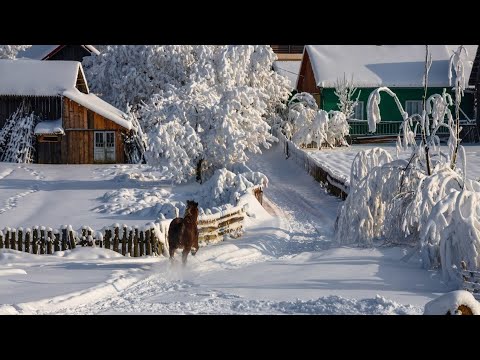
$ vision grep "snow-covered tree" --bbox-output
[99,45,291,182]
[0,45,31,59]
[334,74,360,119]
[336,45,480,285]
[0,103,39,163]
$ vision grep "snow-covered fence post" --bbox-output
[61,227,67,251]
[46,228,53,254]
[17,228,23,252]
[104,229,111,250]
[4,228,10,249]
[9,228,16,250]
[53,230,60,252]
[144,229,151,256]
[39,227,46,254]
[32,227,38,254]
[128,227,133,257]
[121,225,127,256]
[150,227,157,255]
[113,225,120,253]
[140,230,146,256]
[134,226,140,257]
[68,226,76,250]
[24,229,30,253]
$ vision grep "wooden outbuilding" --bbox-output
[0,59,132,164]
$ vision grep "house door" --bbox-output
[94,131,116,163]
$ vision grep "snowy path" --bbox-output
[0,144,447,315]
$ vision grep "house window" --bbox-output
[87,110,94,129]
[352,101,364,120]
[405,100,423,116]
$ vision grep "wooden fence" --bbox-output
[460,261,480,299]
[0,224,165,257]
[0,186,263,257]
[273,128,349,199]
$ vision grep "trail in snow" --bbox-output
[0,165,44,216]
[246,144,343,256]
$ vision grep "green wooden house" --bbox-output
[296,45,478,137]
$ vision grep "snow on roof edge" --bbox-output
[63,89,131,130]
[305,45,478,89]
[34,119,64,135]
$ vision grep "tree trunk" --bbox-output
[196,159,204,183]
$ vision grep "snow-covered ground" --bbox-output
[306,143,480,189]
[0,144,455,314]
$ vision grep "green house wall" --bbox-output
[321,87,475,135]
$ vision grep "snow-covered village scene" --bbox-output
[0,44,480,315]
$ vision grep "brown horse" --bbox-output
[168,200,199,265]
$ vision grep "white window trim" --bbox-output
[405,100,423,116]
[353,101,364,120]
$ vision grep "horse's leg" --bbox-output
[169,245,176,261]
[182,247,190,265]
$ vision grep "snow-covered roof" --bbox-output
[34,119,64,135]
[0,60,83,96]
[63,89,132,130]
[17,45,100,60]
[0,59,130,130]
[274,60,301,90]
[305,45,478,88]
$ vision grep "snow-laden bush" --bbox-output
[421,183,480,283]
[0,104,39,163]
[336,46,480,283]
[193,168,268,211]
[280,93,350,149]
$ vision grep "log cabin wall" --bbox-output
[60,97,128,164]
[0,95,62,128]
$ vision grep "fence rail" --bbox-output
[460,261,480,299]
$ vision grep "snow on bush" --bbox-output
[0,104,39,163]
[95,168,267,219]
[337,46,480,283]
[424,290,480,315]
[279,92,350,149]
[192,168,268,212]
[84,45,290,182]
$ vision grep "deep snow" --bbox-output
[0,144,454,314]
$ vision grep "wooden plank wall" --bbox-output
[61,98,127,164]
[0,95,62,128]
[37,141,62,164]
[296,51,319,95]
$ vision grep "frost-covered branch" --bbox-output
[334,74,360,119]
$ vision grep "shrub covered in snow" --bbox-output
[192,168,268,212]
[336,46,480,284]
[278,92,350,149]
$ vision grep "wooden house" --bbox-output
[297,45,477,136]
[0,59,132,164]
[17,45,100,62]
[271,45,304,90]
[468,45,480,126]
